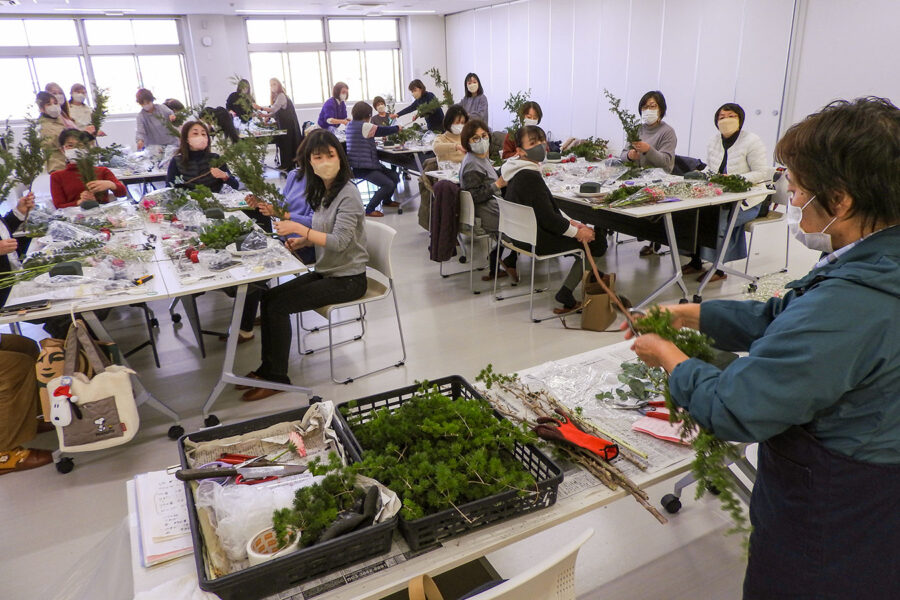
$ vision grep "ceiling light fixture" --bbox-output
[382,9,437,14]
[53,7,135,12]
[235,9,307,14]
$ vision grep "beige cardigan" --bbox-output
[432,131,465,163]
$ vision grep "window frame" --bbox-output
[245,16,405,109]
[0,15,190,123]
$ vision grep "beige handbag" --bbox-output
[46,321,139,452]
[581,271,617,332]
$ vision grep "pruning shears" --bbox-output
[613,399,669,420]
[533,409,619,461]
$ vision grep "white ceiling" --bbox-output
[0,0,501,17]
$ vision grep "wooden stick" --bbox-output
[582,239,639,333]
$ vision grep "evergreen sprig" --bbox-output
[89,85,110,132]
[197,216,253,249]
[15,117,51,191]
[425,67,454,107]
[503,89,532,135]
[604,89,641,143]
[342,384,538,521]
[603,185,643,204]
[0,122,17,203]
[216,136,286,217]
[708,172,753,193]
[634,307,749,539]
[73,147,106,203]
[227,74,256,120]
[415,97,442,120]
[567,136,610,162]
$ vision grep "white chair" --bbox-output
[411,528,594,600]
[494,198,584,323]
[297,220,406,384]
[744,169,790,276]
[439,190,494,294]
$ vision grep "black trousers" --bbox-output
[256,271,367,384]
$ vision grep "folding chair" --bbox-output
[744,170,790,277]
[439,191,493,294]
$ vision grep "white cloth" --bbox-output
[706,129,774,184]
[0,208,25,269]
[132,575,217,600]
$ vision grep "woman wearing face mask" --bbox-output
[346,101,401,217]
[165,121,239,192]
[238,129,368,402]
[370,96,392,127]
[459,73,488,123]
[433,104,468,163]
[620,90,677,173]
[50,129,126,209]
[66,84,91,129]
[502,101,543,159]
[134,88,179,152]
[392,79,445,132]
[627,97,900,600]
[504,125,608,313]
[258,78,303,171]
[682,103,772,280]
[226,79,256,123]
[458,119,518,282]
[317,82,351,131]
[44,82,73,121]
[36,91,78,173]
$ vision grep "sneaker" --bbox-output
[366,210,384,217]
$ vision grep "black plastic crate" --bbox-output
[339,375,563,551]
[177,404,398,600]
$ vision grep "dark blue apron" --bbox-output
[744,426,900,599]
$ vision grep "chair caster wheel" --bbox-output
[706,482,721,496]
[473,290,481,295]
[149,318,160,328]
[397,208,403,214]
[533,319,540,323]
[678,298,690,304]
[693,295,703,304]
[204,415,220,427]
[748,283,758,293]
[171,313,182,324]
[395,361,404,367]
[310,396,323,403]
[441,274,449,278]
[167,425,185,440]
[661,493,682,514]
[342,378,354,385]
[56,457,74,474]
[459,256,468,264]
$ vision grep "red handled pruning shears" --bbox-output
[532,409,619,461]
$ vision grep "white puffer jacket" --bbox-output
[706,129,773,184]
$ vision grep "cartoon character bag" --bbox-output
[46,320,140,452]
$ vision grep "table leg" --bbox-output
[696,202,758,299]
[82,310,183,426]
[635,213,689,309]
[201,284,313,420]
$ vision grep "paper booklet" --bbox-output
[134,469,193,567]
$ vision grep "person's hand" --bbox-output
[210,167,229,180]
[574,227,595,243]
[98,130,107,137]
[85,180,114,193]
[630,333,687,371]
[0,238,18,256]
[626,149,639,161]
[274,220,304,237]
[495,176,507,188]
[285,237,311,251]
[456,144,465,154]
[84,125,97,135]
[632,141,650,154]
[258,203,286,218]
[620,303,701,341]
[389,113,399,119]
[244,194,259,208]
[78,190,94,203]
[16,192,35,216]
[252,103,262,111]
[136,141,145,151]
[168,114,177,122]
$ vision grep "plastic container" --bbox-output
[177,403,398,600]
[339,376,563,550]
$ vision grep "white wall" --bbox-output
[402,15,449,102]
[446,0,795,161]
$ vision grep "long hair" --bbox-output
[45,82,70,118]
[464,72,483,98]
[299,129,352,211]
[270,78,286,105]
[237,78,255,102]
[178,120,211,168]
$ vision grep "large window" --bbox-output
[0,17,189,120]
[246,17,403,108]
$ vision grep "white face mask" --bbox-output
[339,92,348,102]
[641,108,659,125]
[45,104,61,118]
[188,136,208,151]
[375,105,386,115]
[470,138,489,155]
[523,117,539,127]
[450,123,464,135]
[467,82,479,94]
[142,103,154,112]
[63,148,82,161]
[72,92,86,103]
[786,195,838,253]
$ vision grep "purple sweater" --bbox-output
[317,97,347,130]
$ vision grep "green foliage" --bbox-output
[93,143,126,166]
[708,172,752,193]
[425,67,454,107]
[197,216,253,249]
[227,74,256,119]
[617,163,644,181]
[216,136,286,217]
[604,89,641,143]
[345,383,538,521]
[157,185,222,214]
[15,117,51,190]
[415,97,442,120]
[634,307,748,538]
[596,361,667,404]
[89,85,110,132]
[0,123,17,203]
[386,123,423,146]
[503,89,532,134]
[0,238,105,289]
[567,136,610,162]
[271,453,364,548]
[73,146,104,202]
[603,185,643,205]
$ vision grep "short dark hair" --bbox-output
[164,98,185,112]
[298,129,353,211]
[639,91,667,119]
[775,97,900,230]
[58,128,90,147]
[460,119,489,152]
[464,73,483,97]
[442,104,468,132]
[332,82,348,100]
[515,125,546,148]
[136,88,154,104]
[520,101,543,122]
[35,91,54,109]
[408,79,426,93]
[715,103,745,128]
[351,101,373,121]
[373,96,385,108]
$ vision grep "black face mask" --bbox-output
[523,143,546,163]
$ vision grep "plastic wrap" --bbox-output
[238,230,268,251]
[46,220,105,243]
[175,200,206,227]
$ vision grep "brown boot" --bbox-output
[0,448,53,475]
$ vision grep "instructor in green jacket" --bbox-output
[627,97,900,600]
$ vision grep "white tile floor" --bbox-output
[0,179,821,600]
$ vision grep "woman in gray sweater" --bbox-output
[460,73,489,124]
[240,130,369,402]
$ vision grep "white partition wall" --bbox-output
[446,0,795,160]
